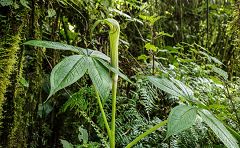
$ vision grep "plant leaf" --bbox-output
[20,0,30,9]
[198,109,239,148]
[166,105,197,139]
[49,55,88,98]
[0,0,13,6]
[78,127,88,144]
[145,43,157,52]
[47,9,56,17]
[87,49,110,62]
[24,40,86,54]
[148,76,194,100]
[170,78,194,100]
[148,76,184,97]
[88,58,112,101]
[97,58,132,83]
[60,139,74,148]
[212,66,228,80]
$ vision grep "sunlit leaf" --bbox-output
[198,109,239,148]
[212,66,228,80]
[60,139,73,148]
[210,56,223,65]
[78,127,88,144]
[19,77,29,87]
[157,31,173,38]
[145,43,157,52]
[47,9,56,17]
[166,105,197,139]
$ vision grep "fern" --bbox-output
[61,86,108,147]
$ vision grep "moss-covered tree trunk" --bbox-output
[0,5,26,146]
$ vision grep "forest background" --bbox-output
[0,0,240,147]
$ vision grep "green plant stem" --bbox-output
[105,19,120,148]
[126,120,168,148]
[95,88,111,140]
[110,77,117,148]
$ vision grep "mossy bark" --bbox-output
[0,34,21,134]
[0,6,27,147]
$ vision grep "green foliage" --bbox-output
[1,0,240,147]
[60,126,101,148]
[147,76,194,100]
[198,109,239,148]
[166,105,197,139]
[48,55,88,98]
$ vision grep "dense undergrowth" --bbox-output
[0,0,239,147]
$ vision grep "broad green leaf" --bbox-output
[170,78,194,100]
[87,49,110,62]
[145,43,157,52]
[148,76,183,97]
[166,105,197,139]
[137,54,149,62]
[24,40,84,54]
[212,66,228,80]
[198,109,239,148]
[60,139,74,148]
[24,40,110,62]
[97,59,132,83]
[88,58,112,101]
[148,76,194,100]
[49,55,87,98]
[78,127,88,144]
[47,9,56,17]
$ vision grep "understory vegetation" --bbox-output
[0,0,239,148]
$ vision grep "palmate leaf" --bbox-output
[198,109,239,148]
[147,76,194,100]
[24,40,111,62]
[148,76,183,97]
[49,55,88,98]
[48,56,112,101]
[166,105,197,139]
[87,49,110,62]
[88,58,112,101]
[24,40,82,53]
[97,58,132,83]
[24,40,114,101]
[170,78,194,100]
